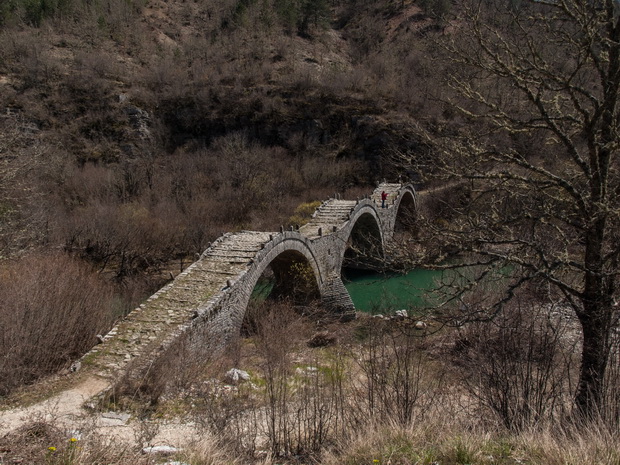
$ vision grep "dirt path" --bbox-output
[0,377,110,436]
[0,376,200,449]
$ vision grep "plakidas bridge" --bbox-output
[0,183,415,421]
[0,183,416,431]
[76,182,416,387]
[83,183,416,383]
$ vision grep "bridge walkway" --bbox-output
[371,183,402,206]
[299,199,357,238]
[85,231,273,378]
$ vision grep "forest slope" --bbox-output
[0,0,443,394]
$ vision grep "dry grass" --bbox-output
[324,418,620,465]
[1,305,619,465]
[0,252,118,395]
[3,416,617,465]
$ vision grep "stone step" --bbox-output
[312,215,350,221]
[217,239,269,247]
[316,210,351,215]
[188,269,239,278]
[205,251,257,260]
[317,208,355,214]
[205,257,253,265]
[193,261,247,273]
[329,200,357,205]
[309,220,349,226]
[319,204,356,209]
[314,210,352,217]
[316,214,353,219]
[212,239,268,247]
[208,246,262,255]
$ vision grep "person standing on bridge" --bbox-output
[381,191,388,208]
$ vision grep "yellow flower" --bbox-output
[48,446,57,452]
[373,460,380,464]
[70,437,78,443]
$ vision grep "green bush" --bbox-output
[275,0,300,32]
[1,0,75,27]
[298,0,330,34]
[288,200,322,226]
[0,0,15,26]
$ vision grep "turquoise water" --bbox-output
[342,268,450,313]
[251,264,506,314]
[251,268,452,312]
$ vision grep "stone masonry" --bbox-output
[79,183,417,386]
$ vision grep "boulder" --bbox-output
[394,309,408,318]
[224,368,250,385]
[295,366,319,376]
[307,331,337,347]
[142,446,179,456]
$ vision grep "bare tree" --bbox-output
[401,0,620,419]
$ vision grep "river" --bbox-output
[251,267,451,313]
[342,267,448,313]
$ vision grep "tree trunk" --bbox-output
[575,306,611,417]
[576,219,612,417]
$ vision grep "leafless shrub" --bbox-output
[12,36,59,90]
[145,53,189,97]
[74,50,119,79]
[320,64,373,93]
[192,373,261,460]
[455,296,578,430]
[291,69,320,91]
[350,318,443,426]
[250,302,305,456]
[248,301,353,458]
[0,417,144,465]
[170,301,351,460]
[347,14,386,61]
[0,421,65,465]
[0,252,116,395]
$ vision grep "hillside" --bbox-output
[1,0,620,464]
[0,0,443,266]
[0,0,447,396]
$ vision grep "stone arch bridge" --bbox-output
[82,183,416,383]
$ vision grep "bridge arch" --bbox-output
[341,202,384,270]
[224,232,324,335]
[393,186,417,236]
